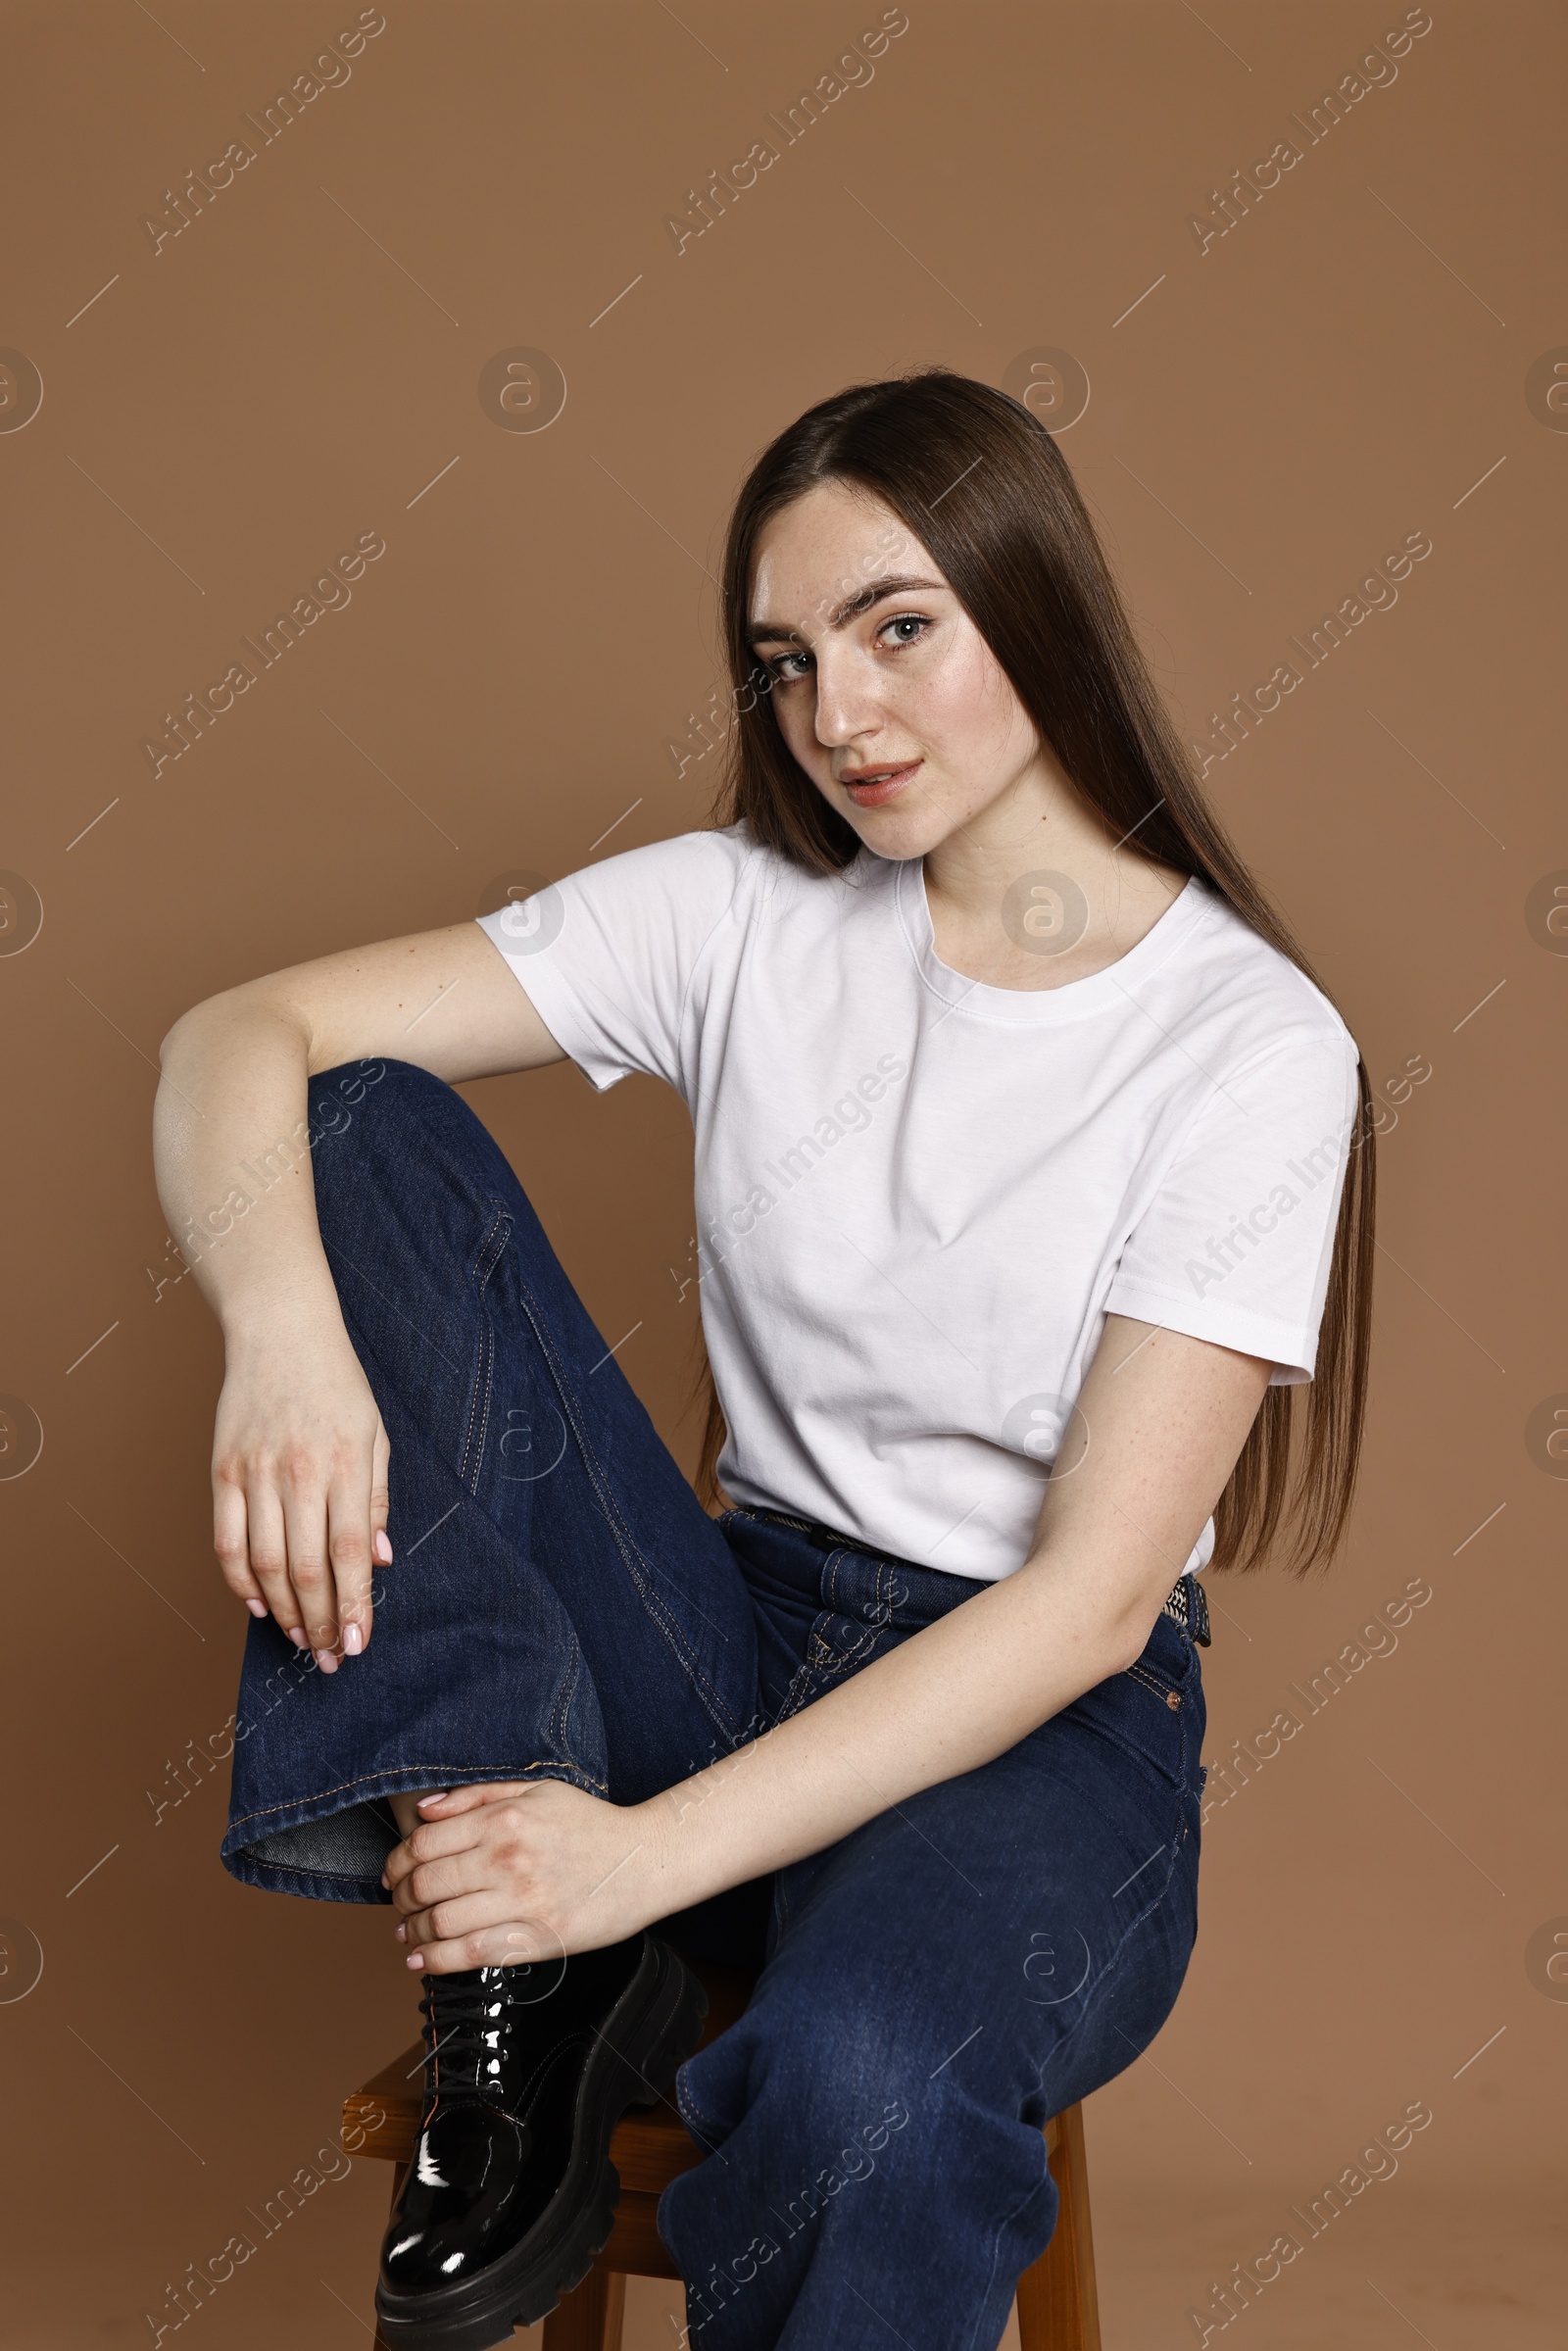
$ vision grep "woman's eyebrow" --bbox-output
[746,573,947,649]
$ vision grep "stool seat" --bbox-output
[343,1955,1100,2348]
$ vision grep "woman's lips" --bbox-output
[841,759,922,808]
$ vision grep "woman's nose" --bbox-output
[811,654,884,744]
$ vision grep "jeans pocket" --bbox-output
[772,1656,821,1726]
[1069,1649,1193,1790]
[772,1609,888,1724]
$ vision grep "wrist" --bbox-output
[631,1782,717,1925]
[217,1268,346,1355]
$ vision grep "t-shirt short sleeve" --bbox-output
[474,827,748,1096]
[1103,1027,1360,1384]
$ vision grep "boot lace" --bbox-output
[417,1971,516,2107]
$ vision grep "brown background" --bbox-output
[2,2,1563,2343]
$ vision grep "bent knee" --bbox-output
[306,1058,487,1198]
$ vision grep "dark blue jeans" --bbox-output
[221,1060,1206,2351]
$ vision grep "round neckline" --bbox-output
[888,857,1214,1024]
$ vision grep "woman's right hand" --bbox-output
[211,1309,392,1671]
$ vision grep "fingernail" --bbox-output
[407,1953,423,1970]
[316,1649,339,1675]
[395,1923,406,1940]
[373,1532,393,1563]
[245,1599,268,1618]
[287,1628,309,1649]
[343,1622,363,1656]
[380,1872,389,1888]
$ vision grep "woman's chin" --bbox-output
[852,808,960,862]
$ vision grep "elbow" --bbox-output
[1016,1554,1186,1679]
[1105,1632,1148,1679]
[159,1002,206,1066]
[160,982,284,1069]
[159,993,234,1070]
[1104,1600,1169,1677]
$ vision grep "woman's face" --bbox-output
[746,480,1046,859]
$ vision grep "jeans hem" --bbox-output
[222,1850,400,1906]
[220,1758,606,1906]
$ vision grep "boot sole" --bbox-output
[372,1935,708,2351]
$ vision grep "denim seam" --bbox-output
[1125,1660,1183,1704]
[959,2132,1059,2351]
[463,1312,494,1495]
[509,1267,741,1742]
[774,1660,821,1725]
[815,1625,876,1674]
[551,1634,582,1753]
[956,1846,1190,2351]
[237,1856,385,1886]
[674,2071,730,2145]
[1050,1738,1188,1894]
[1075,1708,1189,1798]
[1177,1674,1193,1840]
[460,1201,509,1492]
[774,1610,888,1728]
[1062,1683,1194,1955]
[1043,1834,1184,2058]
[817,1551,880,1670]
[226,1754,609,1833]
[824,1547,891,1653]
[1047,1832,1189,2085]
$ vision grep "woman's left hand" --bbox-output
[383,1780,666,1973]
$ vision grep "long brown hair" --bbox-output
[684,367,1375,1579]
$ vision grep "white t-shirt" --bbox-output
[476,823,1358,1585]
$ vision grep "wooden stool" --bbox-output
[343,1956,1101,2350]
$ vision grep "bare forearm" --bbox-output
[389,1323,1269,1972]
[619,1321,1270,1926]
[156,924,566,1672]
[633,1559,1148,1916]
[155,994,400,1662]
[154,998,344,1337]
[156,924,563,1336]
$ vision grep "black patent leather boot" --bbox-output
[373,1931,707,2350]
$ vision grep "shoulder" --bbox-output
[556,818,859,933]
[1129,881,1362,1145]
[562,819,757,892]
[1170,878,1359,1075]
[545,819,768,934]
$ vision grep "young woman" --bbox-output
[155,368,1375,2351]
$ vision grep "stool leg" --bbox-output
[1015,2105,1102,2351]
[371,2163,408,2351]
[542,2268,626,2350]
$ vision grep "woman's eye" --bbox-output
[763,615,927,682]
